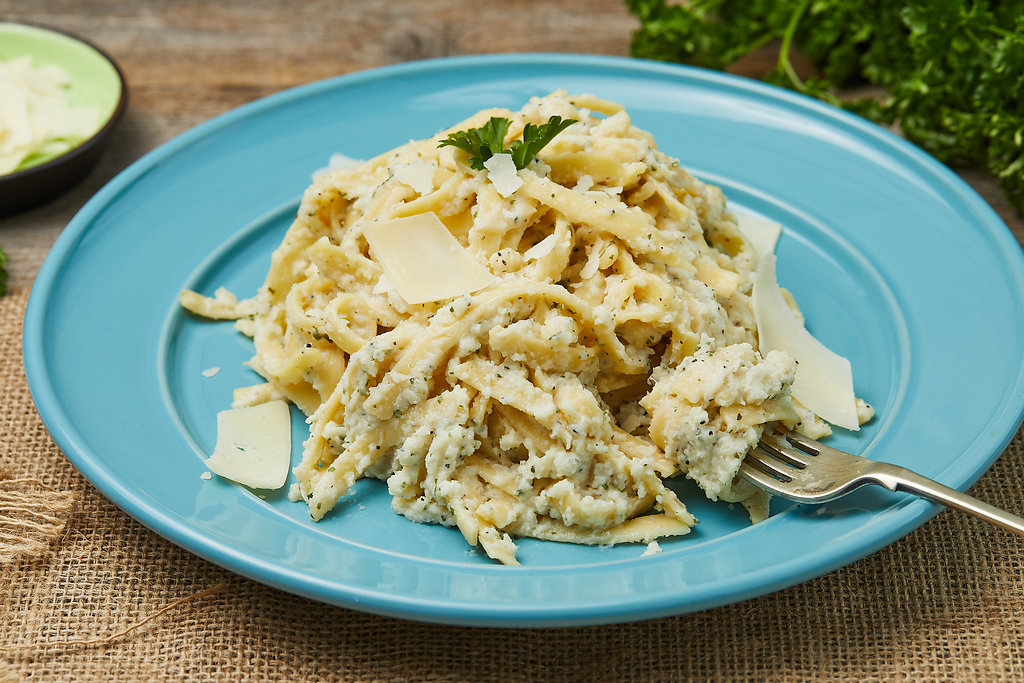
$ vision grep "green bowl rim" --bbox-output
[0,21,128,183]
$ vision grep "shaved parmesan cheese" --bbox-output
[205,400,292,489]
[0,56,99,174]
[201,366,221,378]
[392,159,436,195]
[362,212,496,305]
[734,212,783,260]
[753,255,859,430]
[483,153,523,197]
[523,233,557,260]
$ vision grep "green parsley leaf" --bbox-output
[509,116,577,170]
[438,116,511,170]
[439,115,576,171]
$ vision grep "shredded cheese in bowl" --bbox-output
[0,55,100,175]
[182,91,871,565]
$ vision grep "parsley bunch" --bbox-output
[439,115,576,170]
[626,0,1024,215]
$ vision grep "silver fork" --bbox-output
[740,427,1024,536]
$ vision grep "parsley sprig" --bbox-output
[439,115,577,171]
[625,0,1024,215]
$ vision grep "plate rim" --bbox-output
[22,52,1024,627]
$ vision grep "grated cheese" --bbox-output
[0,56,99,174]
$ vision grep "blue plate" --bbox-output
[23,54,1024,627]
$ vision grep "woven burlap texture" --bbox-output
[0,466,75,566]
[2,286,1022,681]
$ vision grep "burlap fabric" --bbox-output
[2,286,1023,681]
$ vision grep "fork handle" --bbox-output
[873,463,1024,536]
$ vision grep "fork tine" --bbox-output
[773,428,822,456]
[744,447,796,481]
[739,460,791,489]
[757,432,811,468]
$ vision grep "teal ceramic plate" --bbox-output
[23,54,1024,627]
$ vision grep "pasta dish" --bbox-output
[182,91,869,565]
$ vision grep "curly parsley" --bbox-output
[626,0,1024,215]
[439,115,577,171]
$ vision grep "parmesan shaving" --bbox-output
[0,56,99,174]
[523,233,557,260]
[205,400,292,489]
[483,153,523,197]
[392,159,436,195]
[753,255,859,430]
[361,212,495,305]
[734,212,783,260]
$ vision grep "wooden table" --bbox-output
[3,2,1023,680]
